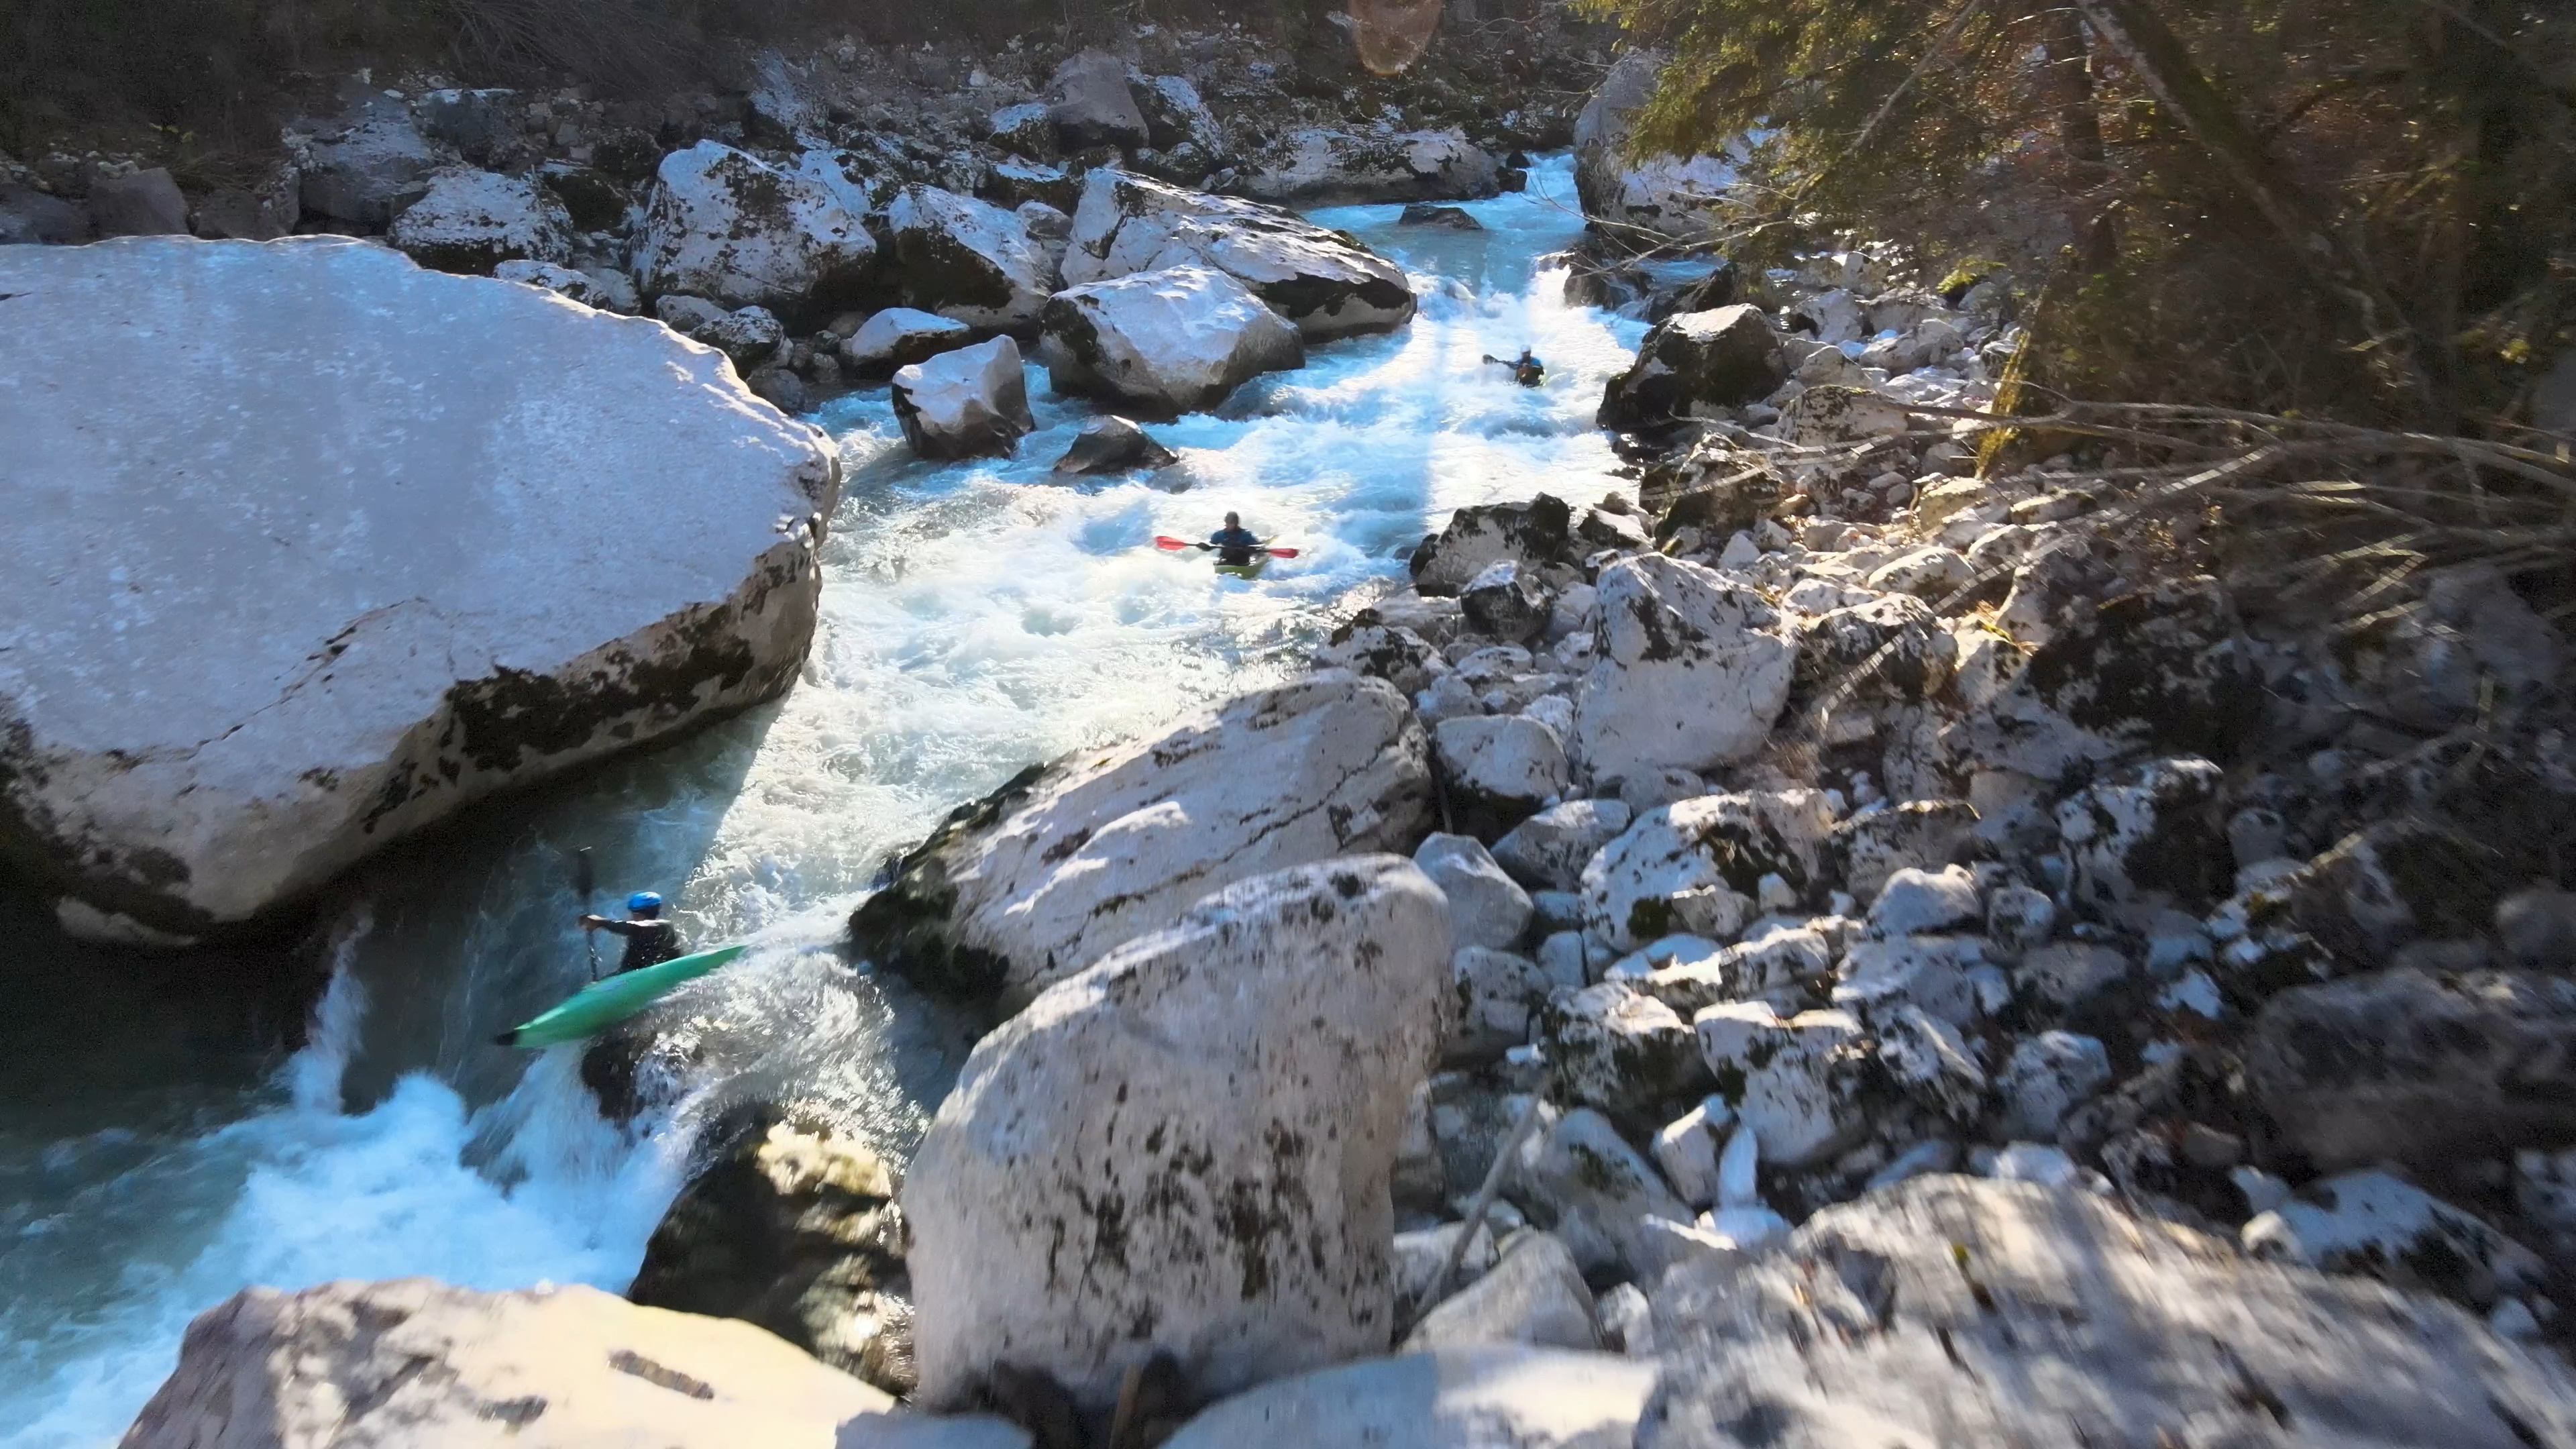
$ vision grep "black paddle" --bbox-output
[573,847,600,981]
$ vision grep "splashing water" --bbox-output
[0,156,1662,1446]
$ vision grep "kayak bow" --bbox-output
[492,943,748,1049]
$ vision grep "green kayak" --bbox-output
[1214,555,1271,580]
[494,944,747,1049]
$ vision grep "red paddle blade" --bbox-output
[1265,547,1301,559]
[1153,535,1193,550]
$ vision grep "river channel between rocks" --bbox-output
[0,156,1662,1446]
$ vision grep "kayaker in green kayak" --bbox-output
[1209,512,1262,567]
[580,891,686,976]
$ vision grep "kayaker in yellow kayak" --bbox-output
[580,891,687,975]
[1209,512,1262,567]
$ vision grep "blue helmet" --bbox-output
[627,891,664,916]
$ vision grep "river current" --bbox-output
[0,157,1657,1444]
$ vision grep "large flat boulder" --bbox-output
[1038,264,1305,417]
[635,142,877,321]
[883,186,1056,334]
[294,99,437,229]
[849,673,1434,1011]
[1063,169,1415,339]
[1161,1347,1658,1449]
[1640,1175,2576,1448]
[119,1277,899,1448]
[904,857,1453,1411]
[0,238,839,939]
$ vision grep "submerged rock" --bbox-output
[1038,264,1304,417]
[904,857,1451,1412]
[892,337,1036,461]
[0,238,837,938]
[627,1105,914,1395]
[1063,169,1415,339]
[1642,1175,2576,1448]
[120,1277,904,1447]
[849,674,1433,1010]
[1051,416,1179,476]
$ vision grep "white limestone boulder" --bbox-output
[1996,1031,2113,1141]
[635,142,877,319]
[1401,1232,1600,1353]
[117,1277,926,1449]
[904,857,1452,1411]
[883,186,1056,333]
[2055,755,2232,910]
[2245,1171,2546,1311]
[1692,1003,1873,1168]
[0,238,838,938]
[1450,946,1553,1065]
[493,259,629,311]
[1409,494,1577,598]
[1642,1175,2576,1449]
[1160,1346,1659,1449]
[698,305,786,370]
[387,167,573,275]
[1514,1106,1695,1278]
[1434,714,1570,838]
[1574,555,1797,784]
[892,337,1036,461]
[1241,125,1503,207]
[1833,934,1993,1029]
[1542,982,1711,1123]
[1597,305,1787,431]
[1046,50,1149,150]
[1652,1099,1732,1209]
[841,307,975,376]
[1064,169,1416,339]
[1572,52,1736,247]
[1038,265,1305,417]
[1493,798,1633,893]
[1867,865,1982,937]
[1579,791,1835,954]
[1415,833,1536,953]
[295,99,437,228]
[849,674,1434,1010]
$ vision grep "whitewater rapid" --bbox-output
[0,157,1655,1445]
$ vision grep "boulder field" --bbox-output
[0,237,839,941]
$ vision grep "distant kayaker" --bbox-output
[580,892,686,976]
[1209,512,1261,567]
[1483,348,1545,387]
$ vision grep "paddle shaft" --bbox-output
[574,847,600,981]
[1151,535,1300,559]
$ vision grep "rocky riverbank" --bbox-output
[37,13,2576,1449]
